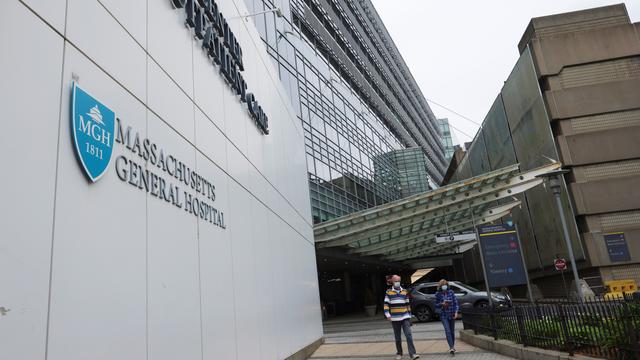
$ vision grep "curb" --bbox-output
[460,330,600,360]
[286,337,325,360]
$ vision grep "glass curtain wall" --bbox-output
[374,147,433,199]
[437,118,456,162]
[244,0,406,224]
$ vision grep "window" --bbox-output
[418,286,437,295]
[450,284,468,295]
[457,283,480,292]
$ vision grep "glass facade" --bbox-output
[437,118,455,162]
[374,147,435,199]
[242,0,446,224]
[448,47,584,280]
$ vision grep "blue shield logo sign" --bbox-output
[72,83,116,182]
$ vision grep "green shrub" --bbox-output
[464,301,640,358]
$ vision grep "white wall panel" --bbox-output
[249,200,276,360]
[99,0,147,48]
[248,164,268,204]
[269,100,289,204]
[269,216,291,359]
[228,182,261,359]
[47,45,147,360]
[0,3,63,359]
[66,0,146,101]
[246,122,266,175]
[222,86,249,154]
[147,112,202,360]
[226,141,250,190]
[261,126,278,195]
[196,153,238,360]
[147,0,194,97]
[21,0,66,33]
[296,234,308,349]
[247,51,279,191]
[192,43,226,131]
[194,108,228,171]
[234,17,267,176]
[148,58,195,143]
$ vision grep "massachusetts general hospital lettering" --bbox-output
[72,82,226,229]
[114,119,226,229]
[172,0,270,134]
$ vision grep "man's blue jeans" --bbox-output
[391,319,416,355]
[441,316,456,349]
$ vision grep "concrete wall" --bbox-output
[527,4,640,286]
[449,4,640,294]
[0,1,322,359]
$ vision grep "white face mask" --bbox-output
[393,281,401,288]
[441,285,448,291]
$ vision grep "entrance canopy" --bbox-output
[314,162,560,268]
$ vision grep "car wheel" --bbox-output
[475,300,489,309]
[415,305,433,322]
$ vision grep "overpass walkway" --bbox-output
[310,315,514,360]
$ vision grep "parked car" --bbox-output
[407,281,511,322]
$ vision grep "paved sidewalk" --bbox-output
[310,315,515,359]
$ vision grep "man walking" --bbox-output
[384,275,419,360]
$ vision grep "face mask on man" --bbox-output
[441,285,448,291]
[393,281,401,289]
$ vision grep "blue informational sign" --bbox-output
[72,83,115,182]
[477,224,528,288]
[604,232,631,262]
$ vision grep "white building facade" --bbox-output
[0,0,322,359]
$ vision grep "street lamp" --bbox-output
[536,168,583,300]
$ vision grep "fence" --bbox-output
[461,295,640,359]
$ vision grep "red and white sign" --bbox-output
[554,258,567,271]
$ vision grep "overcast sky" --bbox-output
[370,0,640,144]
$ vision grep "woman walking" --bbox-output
[435,279,459,355]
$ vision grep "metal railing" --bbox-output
[461,295,640,359]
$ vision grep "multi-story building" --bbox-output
[243,0,447,224]
[2,0,326,358]
[437,118,456,162]
[241,0,447,315]
[446,4,640,296]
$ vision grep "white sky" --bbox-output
[370,0,640,143]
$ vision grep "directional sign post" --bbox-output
[435,231,477,243]
[476,223,534,304]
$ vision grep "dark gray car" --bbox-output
[408,281,511,322]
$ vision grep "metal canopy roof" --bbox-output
[314,162,561,266]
